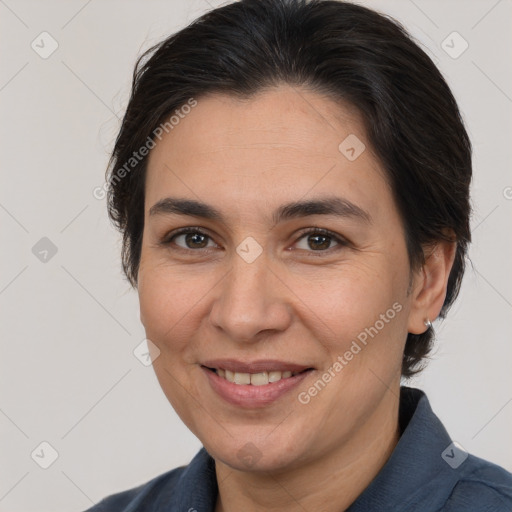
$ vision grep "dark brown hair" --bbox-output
[106,0,472,377]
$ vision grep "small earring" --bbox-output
[424,318,433,329]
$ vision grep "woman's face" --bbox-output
[138,85,421,472]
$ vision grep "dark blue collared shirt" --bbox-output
[86,387,512,511]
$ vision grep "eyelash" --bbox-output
[160,226,349,256]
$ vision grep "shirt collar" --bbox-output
[155,447,217,511]
[347,386,459,511]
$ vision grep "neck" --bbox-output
[214,390,400,512]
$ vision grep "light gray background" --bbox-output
[1,0,511,510]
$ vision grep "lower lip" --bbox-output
[201,366,313,408]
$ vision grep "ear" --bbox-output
[407,239,457,334]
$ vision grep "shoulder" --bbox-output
[82,447,217,512]
[441,454,512,511]
[83,465,185,512]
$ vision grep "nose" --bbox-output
[209,252,292,343]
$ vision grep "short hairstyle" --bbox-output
[106,0,472,377]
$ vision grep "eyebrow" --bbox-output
[149,196,371,225]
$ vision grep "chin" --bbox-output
[202,428,313,474]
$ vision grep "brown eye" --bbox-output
[294,228,347,253]
[306,234,334,250]
[163,228,217,250]
[180,232,209,249]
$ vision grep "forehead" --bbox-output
[150,85,366,158]
[145,85,391,221]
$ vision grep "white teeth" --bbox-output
[250,372,269,386]
[234,372,251,385]
[215,368,300,385]
[268,371,282,383]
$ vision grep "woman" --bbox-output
[87,0,512,510]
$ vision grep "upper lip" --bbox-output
[201,359,313,373]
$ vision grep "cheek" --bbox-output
[294,259,409,365]
[306,264,401,325]
[138,260,202,351]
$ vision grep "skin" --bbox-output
[138,85,456,512]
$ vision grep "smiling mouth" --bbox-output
[203,366,312,386]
